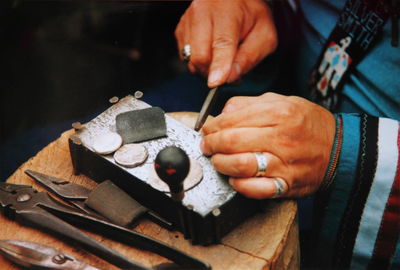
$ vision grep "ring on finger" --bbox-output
[182,44,191,62]
[254,152,268,177]
[272,178,287,198]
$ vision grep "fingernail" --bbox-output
[229,178,235,186]
[208,70,222,86]
[227,63,241,83]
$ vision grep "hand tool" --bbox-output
[25,169,144,227]
[0,239,100,270]
[25,170,104,220]
[154,146,190,202]
[194,87,219,131]
[25,170,172,229]
[0,180,210,269]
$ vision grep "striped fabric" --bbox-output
[331,116,400,269]
[335,115,380,268]
[352,119,400,269]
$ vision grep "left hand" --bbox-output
[200,93,336,199]
[175,0,277,88]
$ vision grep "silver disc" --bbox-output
[113,144,148,168]
[92,132,122,155]
[148,158,203,193]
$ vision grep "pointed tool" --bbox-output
[194,87,219,131]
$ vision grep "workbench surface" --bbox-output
[0,113,299,270]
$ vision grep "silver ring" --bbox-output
[254,152,268,177]
[182,44,191,62]
[272,178,285,198]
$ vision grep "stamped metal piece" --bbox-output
[149,158,203,193]
[92,132,122,155]
[113,144,148,168]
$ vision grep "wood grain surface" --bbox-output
[0,112,299,270]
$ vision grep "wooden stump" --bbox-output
[0,113,299,270]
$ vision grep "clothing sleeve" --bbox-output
[314,113,400,269]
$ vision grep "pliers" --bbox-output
[0,171,211,269]
[24,170,171,229]
[0,239,100,269]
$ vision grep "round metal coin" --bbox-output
[113,144,148,168]
[92,132,122,155]
[149,158,203,193]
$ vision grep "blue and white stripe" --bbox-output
[350,118,400,268]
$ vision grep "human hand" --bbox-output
[175,0,277,88]
[200,93,336,199]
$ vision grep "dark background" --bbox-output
[0,0,297,181]
[0,0,188,180]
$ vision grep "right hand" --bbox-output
[175,0,278,88]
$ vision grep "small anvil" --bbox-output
[69,95,263,245]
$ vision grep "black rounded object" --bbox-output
[154,146,190,193]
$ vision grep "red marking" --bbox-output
[371,124,400,267]
[166,169,176,175]
[155,163,160,169]
[320,77,328,91]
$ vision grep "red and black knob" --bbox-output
[154,146,190,201]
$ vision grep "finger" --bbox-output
[221,92,284,113]
[203,95,296,135]
[222,96,262,113]
[207,13,241,88]
[227,9,277,82]
[175,12,189,61]
[189,5,212,76]
[229,177,289,199]
[176,11,207,75]
[188,62,197,74]
[203,102,283,135]
[211,152,284,178]
[201,127,281,156]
